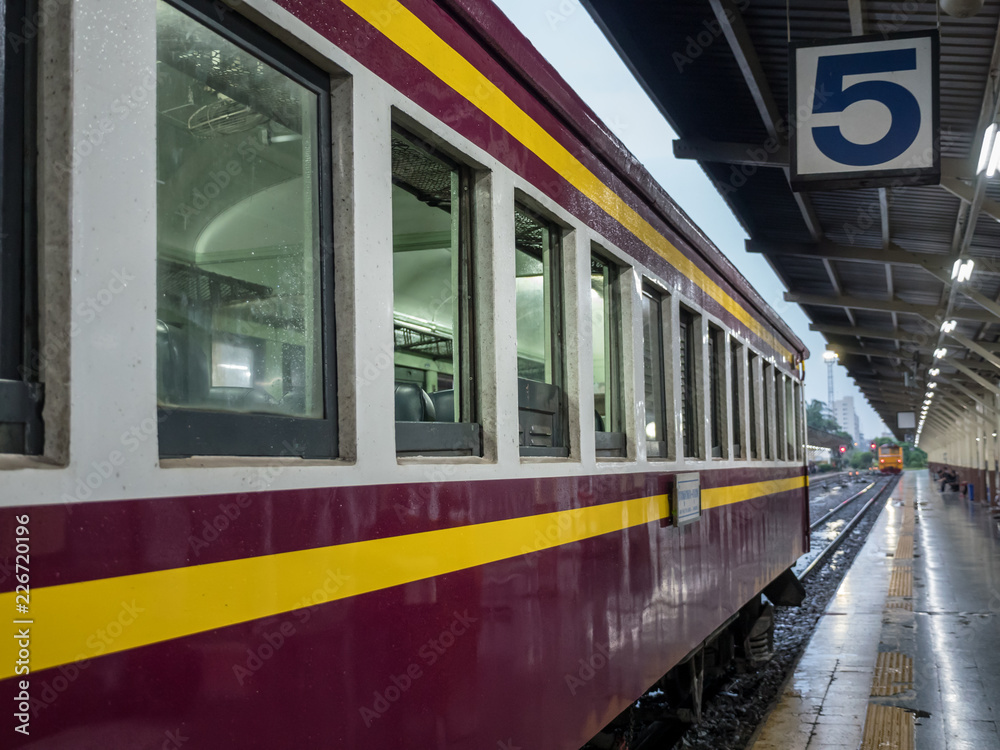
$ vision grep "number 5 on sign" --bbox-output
[790,30,939,191]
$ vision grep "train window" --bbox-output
[642,286,666,459]
[678,307,699,458]
[794,381,804,458]
[391,129,480,456]
[515,205,567,457]
[731,340,743,459]
[0,0,40,455]
[784,376,795,460]
[747,351,759,460]
[775,372,787,461]
[155,0,337,457]
[762,362,774,460]
[592,252,624,457]
[708,324,725,458]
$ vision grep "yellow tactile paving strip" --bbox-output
[894,534,914,560]
[860,704,915,750]
[871,652,914,696]
[859,489,918,749]
[888,566,913,597]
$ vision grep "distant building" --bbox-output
[831,397,862,447]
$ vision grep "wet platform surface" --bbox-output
[751,470,1000,749]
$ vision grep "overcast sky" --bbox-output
[491,0,891,442]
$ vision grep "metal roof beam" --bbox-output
[707,0,822,241]
[825,344,920,360]
[939,177,1000,224]
[747,239,931,266]
[707,0,781,140]
[810,323,930,343]
[788,292,1000,324]
[943,357,1000,396]
[922,267,1000,321]
[674,144,971,178]
[787,292,939,319]
[937,375,997,414]
[880,188,890,249]
[848,0,866,35]
[747,239,1000,276]
[945,331,1000,375]
[939,394,991,426]
[672,138,788,167]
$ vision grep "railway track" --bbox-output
[799,476,899,580]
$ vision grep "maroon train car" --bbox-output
[0,0,809,747]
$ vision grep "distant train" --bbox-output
[878,443,904,474]
[0,0,809,747]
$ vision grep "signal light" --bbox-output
[871,442,876,450]
[839,445,847,453]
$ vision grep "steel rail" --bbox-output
[800,475,900,580]
[809,480,878,531]
[808,471,858,489]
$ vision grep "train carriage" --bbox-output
[0,0,809,747]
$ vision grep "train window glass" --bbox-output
[592,252,624,457]
[731,340,743,459]
[708,324,724,458]
[515,205,567,457]
[784,377,795,460]
[0,0,40,455]
[642,286,666,459]
[794,381,803,458]
[679,307,699,458]
[391,129,480,456]
[762,362,773,460]
[747,351,758,459]
[155,0,336,458]
[771,374,785,461]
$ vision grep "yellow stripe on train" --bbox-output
[0,477,805,679]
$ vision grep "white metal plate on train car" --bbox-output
[674,472,701,526]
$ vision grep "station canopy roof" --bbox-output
[582,0,1000,447]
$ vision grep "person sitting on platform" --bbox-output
[940,467,958,493]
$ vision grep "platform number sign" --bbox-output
[790,30,939,191]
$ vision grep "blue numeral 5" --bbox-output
[811,49,920,167]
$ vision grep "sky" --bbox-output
[491,0,891,442]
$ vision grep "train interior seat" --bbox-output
[394,382,437,422]
[429,389,455,423]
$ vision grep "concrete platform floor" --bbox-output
[751,470,1000,750]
